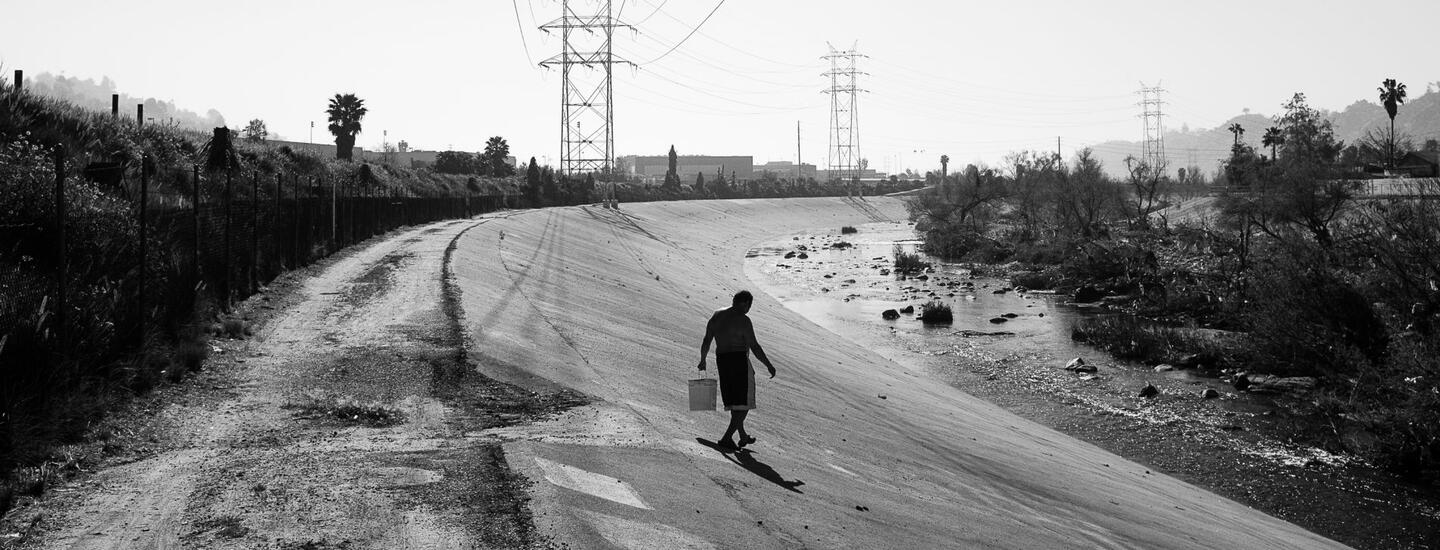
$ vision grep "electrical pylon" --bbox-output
[539,0,632,180]
[1137,82,1167,172]
[823,43,866,191]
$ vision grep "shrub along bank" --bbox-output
[904,94,1438,478]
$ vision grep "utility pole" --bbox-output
[1137,82,1167,173]
[796,120,802,181]
[540,0,633,180]
[823,42,866,193]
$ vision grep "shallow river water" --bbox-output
[746,220,1440,550]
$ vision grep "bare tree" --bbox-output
[1124,155,1169,229]
[1053,148,1119,238]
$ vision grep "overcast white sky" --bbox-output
[4,0,1439,172]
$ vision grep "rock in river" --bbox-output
[1139,384,1160,398]
[1064,357,1097,373]
[881,309,901,320]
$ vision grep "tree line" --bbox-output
[905,80,1438,477]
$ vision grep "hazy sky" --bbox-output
[4,0,1439,172]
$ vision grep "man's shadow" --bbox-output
[696,438,805,493]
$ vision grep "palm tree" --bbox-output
[1378,78,1408,168]
[1227,123,1245,147]
[1261,126,1284,161]
[939,154,950,199]
[326,93,368,160]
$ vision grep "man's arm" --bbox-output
[697,316,715,371]
[746,318,776,378]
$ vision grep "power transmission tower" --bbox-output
[539,0,633,183]
[822,43,866,193]
[1137,82,1167,172]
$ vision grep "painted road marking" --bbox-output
[580,509,715,550]
[534,457,650,509]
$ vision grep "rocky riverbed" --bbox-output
[746,221,1440,550]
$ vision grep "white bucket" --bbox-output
[688,378,717,411]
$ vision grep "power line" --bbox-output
[624,32,816,88]
[633,0,669,25]
[511,0,535,66]
[634,0,815,70]
[636,67,811,111]
[640,0,726,66]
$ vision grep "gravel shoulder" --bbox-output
[2,214,582,549]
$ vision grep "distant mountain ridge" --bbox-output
[1085,89,1440,178]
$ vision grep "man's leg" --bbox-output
[721,410,748,444]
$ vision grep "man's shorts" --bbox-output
[715,351,755,411]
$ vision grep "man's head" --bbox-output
[732,290,753,312]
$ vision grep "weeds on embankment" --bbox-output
[0,75,510,515]
[906,152,1440,477]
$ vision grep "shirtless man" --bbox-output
[698,290,777,450]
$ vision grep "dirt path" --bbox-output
[11,215,581,549]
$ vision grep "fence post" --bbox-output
[53,146,67,351]
[138,153,148,347]
[223,169,233,309]
[137,103,144,131]
[250,170,258,293]
[292,175,300,265]
[275,172,283,270]
[111,94,118,118]
[329,175,337,252]
[348,178,356,246]
[191,165,200,289]
[13,69,21,94]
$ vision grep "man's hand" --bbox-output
[697,360,706,371]
[767,365,776,379]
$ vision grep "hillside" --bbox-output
[1087,87,1440,178]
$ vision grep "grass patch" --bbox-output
[919,300,953,324]
[840,226,858,234]
[220,318,249,339]
[284,391,404,427]
[0,445,87,516]
[1070,316,1239,368]
[171,337,209,380]
[893,246,930,273]
[1010,269,1059,290]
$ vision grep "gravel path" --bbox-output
[8,215,581,549]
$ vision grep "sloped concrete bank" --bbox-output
[450,197,1346,549]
